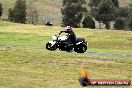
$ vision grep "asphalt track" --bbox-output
[0,45,132,59]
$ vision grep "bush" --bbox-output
[127,17,132,30]
[114,18,125,30]
[8,8,14,22]
[82,16,95,29]
[0,3,3,18]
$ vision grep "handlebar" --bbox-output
[59,31,67,35]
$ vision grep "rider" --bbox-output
[59,26,76,45]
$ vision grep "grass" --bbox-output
[0,48,132,88]
[0,21,132,88]
[0,21,132,55]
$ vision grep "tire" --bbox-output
[75,44,87,53]
[46,43,56,51]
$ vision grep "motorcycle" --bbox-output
[46,33,88,53]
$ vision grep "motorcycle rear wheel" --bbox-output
[75,44,87,53]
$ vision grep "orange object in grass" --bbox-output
[81,68,89,78]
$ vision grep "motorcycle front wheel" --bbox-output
[46,43,57,51]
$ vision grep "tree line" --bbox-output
[0,0,132,30]
[61,0,132,30]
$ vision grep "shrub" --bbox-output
[0,3,3,18]
[82,16,95,29]
[8,8,14,22]
[127,17,132,30]
[114,18,125,30]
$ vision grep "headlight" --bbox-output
[52,35,57,40]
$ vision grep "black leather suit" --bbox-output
[59,30,76,45]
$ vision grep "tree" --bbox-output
[0,3,3,19]
[127,2,132,30]
[114,18,125,30]
[89,0,100,18]
[62,0,86,6]
[82,16,95,29]
[112,0,119,8]
[127,17,132,30]
[27,0,38,24]
[117,7,129,18]
[8,0,27,23]
[128,2,132,17]
[8,8,14,22]
[61,0,87,27]
[89,0,101,7]
[89,0,119,8]
[95,0,117,29]
[27,1,38,24]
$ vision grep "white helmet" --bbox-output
[65,26,72,32]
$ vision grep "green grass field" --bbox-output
[0,21,132,88]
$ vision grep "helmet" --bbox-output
[65,26,72,32]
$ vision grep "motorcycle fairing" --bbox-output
[48,41,56,46]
